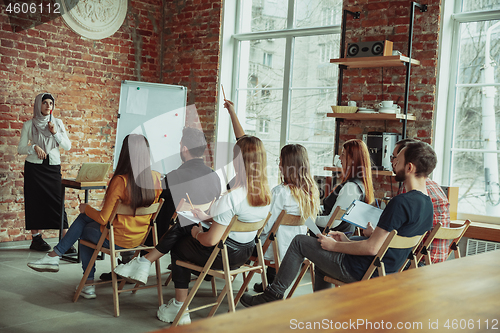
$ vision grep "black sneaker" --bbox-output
[253,282,264,293]
[99,271,134,283]
[29,235,51,252]
[240,288,283,308]
[100,259,133,283]
[65,246,77,255]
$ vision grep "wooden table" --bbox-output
[59,179,107,262]
[153,251,500,333]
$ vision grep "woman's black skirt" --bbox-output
[24,159,68,230]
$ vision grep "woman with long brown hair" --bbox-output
[316,139,374,233]
[27,134,162,299]
[113,135,272,325]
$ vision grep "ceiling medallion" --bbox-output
[59,0,127,40]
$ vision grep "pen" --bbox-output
[221,84,226,100]
[186,192,195,210]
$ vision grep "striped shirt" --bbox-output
[398,178,451,263]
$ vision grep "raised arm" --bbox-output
[224,99,245,139]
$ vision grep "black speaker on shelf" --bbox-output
[346,40,393,58]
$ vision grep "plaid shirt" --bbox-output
[398,178,451,263]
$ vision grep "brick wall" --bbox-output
[0,0,222,243]
[160,0,222,166]
[339,0,441,198]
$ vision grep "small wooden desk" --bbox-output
[60,179,107,262]
[154,251,500,333]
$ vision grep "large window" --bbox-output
[219,0,342,187]
[437,0,500,221]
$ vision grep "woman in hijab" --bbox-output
[18,93,71,252]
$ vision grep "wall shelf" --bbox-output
[324,166,394,177]
[327,112,416,121]
[330,55,420,68]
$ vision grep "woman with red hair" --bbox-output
[316,139,375,233]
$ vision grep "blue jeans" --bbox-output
[53,213,124,280]
[267,234,357,296]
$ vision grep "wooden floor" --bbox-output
[154,250,500,333]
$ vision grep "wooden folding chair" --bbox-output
[171,213,271,327]
[287,206,345,298]
[324,229,425,287]
[416,220,471,265]
[73,198,164,317]
[238,210,305,298]
[163,198,216,295]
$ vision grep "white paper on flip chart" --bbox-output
[341,200,383,229]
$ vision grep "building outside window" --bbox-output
[437,0,500,220]
[262,52,273,67]
[258,118,271,134]
[219,0,342,187]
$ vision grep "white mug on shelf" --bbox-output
[375,101,393,109]
[348,101,356,107]
[393,105,401,113]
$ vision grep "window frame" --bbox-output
[217,0,341,153]
[435,0,500,223]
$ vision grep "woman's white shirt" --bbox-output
[260,184,307,262]
[17,119,71,165]
[209,187,270,244]
[315,181,363,228]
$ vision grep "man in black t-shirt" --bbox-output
[155,127,221,238]
[240,141,436,307]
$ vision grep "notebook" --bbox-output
[341,200,383,229]
[73,163,111,183]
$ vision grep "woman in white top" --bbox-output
[114,135,271,325]
[316,139,375,233]
[18,93,71,252]
[254,144,320,292]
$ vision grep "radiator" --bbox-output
[466,238,500,256]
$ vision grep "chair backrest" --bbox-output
[441,186,459,220]
[110,198,164,225]
[219,213,272,245]
[258,210,302,256]
[323,206,346,235]
[280,214,305,226]
[362,230,426,280]
[419,220,471,265]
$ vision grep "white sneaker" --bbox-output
[113,256,151,285]
[157,298,191,325]
[27,254,60,272]
[76,284,97,299]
